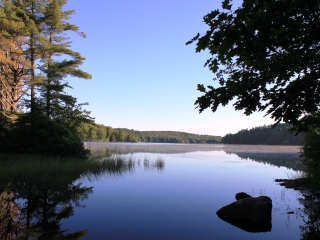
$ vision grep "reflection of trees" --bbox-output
[0,175,91,240]
[0,154,165,239]
[23,182,91,239]
[226,152,305,171]
[0,158,96,239]
[299,193,320,239]
[87,143,226,155]
[90,143,301,171]
[0,186,24,239]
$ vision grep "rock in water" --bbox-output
[235,192,251,200]
[216,194,272,232]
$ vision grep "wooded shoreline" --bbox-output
[78,123,303,145]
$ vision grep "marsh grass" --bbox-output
[0,153,165,182]
[0,154,119,182]
[92,154,165,174]
[286,170,308,180]
[0,154,90,184]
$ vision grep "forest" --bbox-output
[77,123,222,144]
[77,122,303,145]
[222,123,304,145]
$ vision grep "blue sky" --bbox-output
[63,0,274,136]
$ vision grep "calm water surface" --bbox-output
[2,143,319,239]
[60,143,315,240]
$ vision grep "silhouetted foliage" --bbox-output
[187,0,320,132]
[187,0,320,168]
[301,129,320,168]
[1,114,89,158]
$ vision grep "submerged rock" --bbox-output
[216,193,272,232]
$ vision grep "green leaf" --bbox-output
[186,33,200,45]
[222,0,232,10]
[197,84,206,93]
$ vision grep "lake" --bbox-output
[1,143,319,239]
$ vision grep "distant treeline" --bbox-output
[77,123,222,143]
[132,130,222,144]
[77,123,304,145]
[222,123,304,145]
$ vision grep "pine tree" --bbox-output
[0,0,92,158]
[39,0,91,124]
[0,0,29,114]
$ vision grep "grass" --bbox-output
[0,154,76,175]
[0,153,128,180]
[0,153,165,182]
[286,170,308,180]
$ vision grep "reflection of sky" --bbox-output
[63,148,304,240]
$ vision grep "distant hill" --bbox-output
[221,123,304,145]
[115,129,222,144]
[78,122,304,145]
[78,123,222,143]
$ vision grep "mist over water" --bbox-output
[86,142,301,154]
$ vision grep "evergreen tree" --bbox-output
[0,0,29,114]
[38,0,91,123]
[9,0,47,115]
[0,0,92,158]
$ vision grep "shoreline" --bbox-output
[275,178,320,196]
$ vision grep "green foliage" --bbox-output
[187,0,320,131]
[0,1,92,158]
[222,123,304,145]
[0,151,166,237]
[1,114,89,158]
[0,113,13,144]
[77,123,109,142]
[133,130,222,143]
[301,129,320,168]
[77,123,222,144]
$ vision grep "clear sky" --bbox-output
[63,0,275,137]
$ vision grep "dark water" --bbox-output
[1,143,319,239]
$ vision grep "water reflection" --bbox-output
[88,142,302,171]
[299,193,320,239]
[0,186,24,239]
[87,143,320,239]
[86,142,300,155]
[0,154,165,239]
[0,176,91,239]
[228,152,305,171]
[3,143,316,239]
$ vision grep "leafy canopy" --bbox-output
[187,0,320,132]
